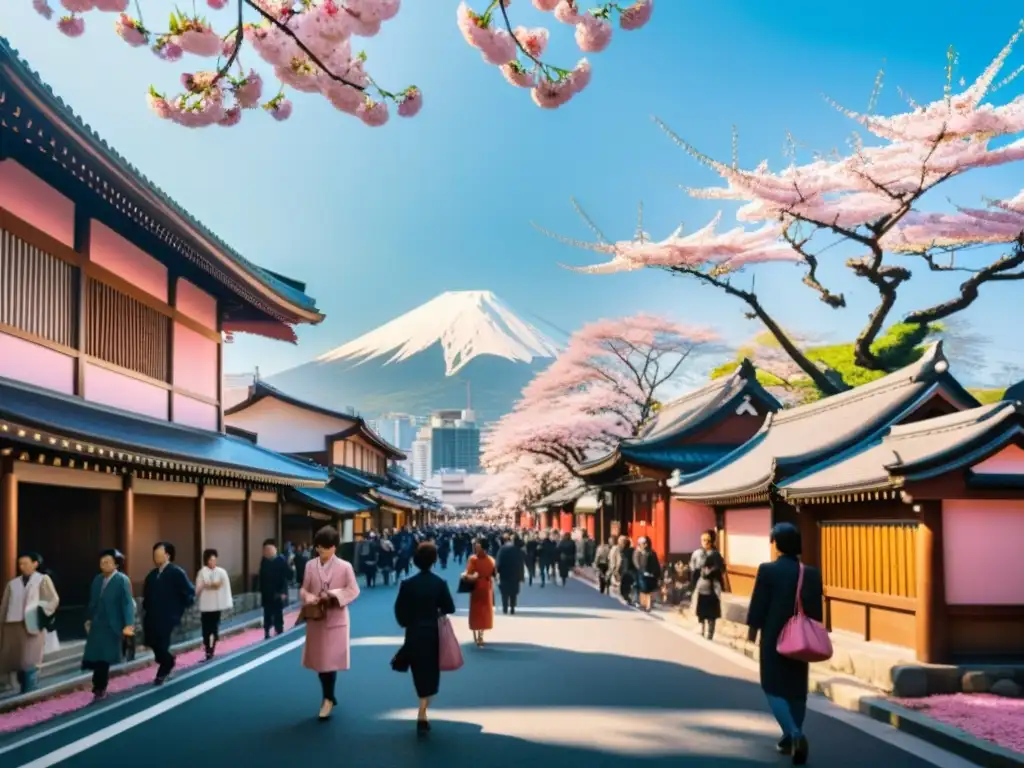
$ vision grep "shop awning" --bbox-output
[574,492,600,513]
[287,485,373,517]
[371,485,422,512]
[0,376,327,487]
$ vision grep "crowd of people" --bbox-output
[0,520,821,764]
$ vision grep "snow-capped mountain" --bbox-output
[264,291,563,423]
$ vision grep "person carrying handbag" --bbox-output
[746,522,825,766]
[0,551,59,694]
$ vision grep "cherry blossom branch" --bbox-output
[242,0,365,92]
[209,0,245,90]
[495,0,570,78]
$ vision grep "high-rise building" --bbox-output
[369,413,422,474]
[429,408,480,474]
[410,425,433,482]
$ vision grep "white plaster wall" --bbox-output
[224,396,355,453]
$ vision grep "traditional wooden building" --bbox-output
[670,343,979,600]
[0,39,329,631]
[577,360,780,562]
[526,485,598,534]
[225,380,435,538]
[779,401,1024,662]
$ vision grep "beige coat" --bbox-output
[0,573,59,634]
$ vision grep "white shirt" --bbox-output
[195,566,233,612]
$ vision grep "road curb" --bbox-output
[572,571,1024,765]
[0,611,299,715]
[860,699,1024,767]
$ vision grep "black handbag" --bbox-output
[457,576,475,594]
[37,606,57,632]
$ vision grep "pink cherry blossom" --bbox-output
[32,0,53,19]
[154,41,184,61]
[531,76,574,109]
[569,58,591,94]
[60,0,93,12]
[357,98,389,126]
[501,63,535,88]
[114,15,147,47]
[177,29,222,57]
[514,26,549,58]
[532,0,560,10]
[619,0,653,30]
[575,14,612,53]
[232,71,264,108]
[147,91,172,119]
[397,86,422,118]
[218,107,242,127]
[57,15,85,36]
[266,98,293,121]
[457,3,516,65]
[207,0,229,8]
[93,0,126,10]
[554,0,581,24]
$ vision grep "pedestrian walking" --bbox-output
[142,542,195,685]
[538,532,555,588]
[612,536,636,605]
[378,538,396,586]
[195,549,232,660]
[556,532,576,586]
[359,533,380,588]
[259,539,290,639]
[594,537,612,594]
[495,534,525,615]
[437,535,451,570]
[293,544,309,587]
[393,541,457,733]
[0,552,60,694]
[690,530,725,638]
[635,537,662,613]
[746,522,824,765]
[300,525,361,721]
[463,538,495,647]
[81,549,134,699]
[524,534,539,586]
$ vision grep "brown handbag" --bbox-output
[300,601,326,621]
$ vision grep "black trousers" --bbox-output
[363,567,377,588]
[148,628,175,676]
[263,597,284,635]
[91,662,110,693]
[500,591,518,613]
[619,574,634,603]
[596,563,609,593]
[319,671,337,703]
[439,553,449,569]
[201,610,221,651]
[525,558,537,584]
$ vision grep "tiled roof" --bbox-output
[0,377,327,486]
[671,343,980,503]
[371,485,423,511]
[782,402,1024,499]
[529,484,589,510]
[288,485,373,515]
[0,38,321,324]
[577,359,780,477]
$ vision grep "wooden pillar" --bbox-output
[194,485,206,574]
[916,501,948,663]
[653,487,669,561]
[796,504,820,569]
[216,313,224,432]
[119,474,135,581]
[73,208,90,398]
[166,275,177,422]
[276,494,284,547]
[715,508,729,592]
[1,457,18,582]
[242,490,253,593]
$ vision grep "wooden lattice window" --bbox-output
[0,227,77,349]
[820,520,917,599]
[86,280,169,382]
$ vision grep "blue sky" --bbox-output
[3,1,1024,385]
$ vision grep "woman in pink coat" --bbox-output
[300,526,361,720]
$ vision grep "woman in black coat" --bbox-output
[555,533,576,586]
[746,522,824,766]
[634,537,661,612]
[394,541,456,733]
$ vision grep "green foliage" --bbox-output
[712,323,936,401]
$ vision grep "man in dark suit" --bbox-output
[259,539,291,639]
[746,522,824,766]
[495,534,526,615]
[142,542,195,685]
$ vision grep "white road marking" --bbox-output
[0,628,306,758]
[15,638,305,768]
[571,575,979,768]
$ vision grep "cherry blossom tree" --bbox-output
[540,25,1024,396]
[481,314,719,509]
[31,0,653,129]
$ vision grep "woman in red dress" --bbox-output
[464,538,495,647]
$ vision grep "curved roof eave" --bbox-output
[0,39,323,326]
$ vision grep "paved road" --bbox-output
[0,566,977,767]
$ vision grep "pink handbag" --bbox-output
[438,615,464,672]
[776,563,833,662]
